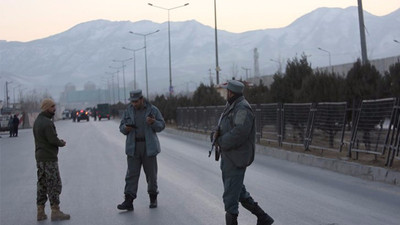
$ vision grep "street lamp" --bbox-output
[108,66,120,102]
[5,81,12,108]
[129,30,160,98]
[105,72,116,105]
[113,58,133,103]
[101,77,111,104]
[317,47,332,67]
[214,0,220,84]
[148,2,189,97]
[122,47,145,90]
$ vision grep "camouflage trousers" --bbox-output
[36,161,62,206]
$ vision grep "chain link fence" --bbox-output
[255,103,282,145]
[349,98,396,158]
[306,102,348,153]
[176,97,400,167]
[386,99,400,167]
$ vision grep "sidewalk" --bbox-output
[164,127,400,186]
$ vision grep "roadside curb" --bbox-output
[164,128,400,186]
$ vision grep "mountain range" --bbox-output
[1,6,399,100]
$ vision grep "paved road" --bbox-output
[1,119,400,225]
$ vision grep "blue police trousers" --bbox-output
[124,141,158,199]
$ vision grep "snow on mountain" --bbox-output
[1,7,399,100]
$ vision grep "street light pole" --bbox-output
[109,66,120,102]
[148,3,189,97]
[102,77,111,104]
[113,58,133,103]
[214,0,220,84]
[129,30,160,99]
[5,81,12,108]
[357,0,368,64]
[105,72,116,105]
[317,47,332,67]
[122,47,145,90]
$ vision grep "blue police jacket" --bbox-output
[119,101,165,157]
[216,96,255,168]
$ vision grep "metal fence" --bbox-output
[176,97,400,167]
[281,103,312,148]
[306,102,348,152]
[349,98,396,157]
[255,103,282,145]
[386,98,400,166]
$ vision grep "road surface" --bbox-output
[1,119,400,225]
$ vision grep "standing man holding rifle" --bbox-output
[211,80,274,225]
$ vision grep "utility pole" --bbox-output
[357,0,368,64]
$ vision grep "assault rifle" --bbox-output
[209,112,224,161]
[209,127,221,161]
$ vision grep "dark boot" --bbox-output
[50,205,70,221]
[225,212,238,225]
[149,194,157,208]
[117,194,134,211]
[37,205,47,221]
[241,198,274,225]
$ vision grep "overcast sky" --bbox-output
[1,0,399,42]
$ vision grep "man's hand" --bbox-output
[60,139,66,147]
[125,126,134,132]
[146,116,155,125]
[213,129,220,143]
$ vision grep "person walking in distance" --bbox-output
[33,98,70,221]
[12,114,20,137]
[213,80,274,225]
[118,89,165,211]
[8,115,13,137]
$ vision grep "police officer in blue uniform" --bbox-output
[214,80,274,225]
[118,89,165,211]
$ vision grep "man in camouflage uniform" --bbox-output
[214,80,274,225]
[33,98,70,221]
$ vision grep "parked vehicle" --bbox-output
[97,104,110,121]
[62,110,70,120]
[0,115,10,131]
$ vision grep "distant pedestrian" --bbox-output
[93,107,97,121]
[12,114,19,137]
[213,80,274,225]
[8,115,13,137]
[33,98,70,221]
[117,89,165,211]
[71,109,76,122]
